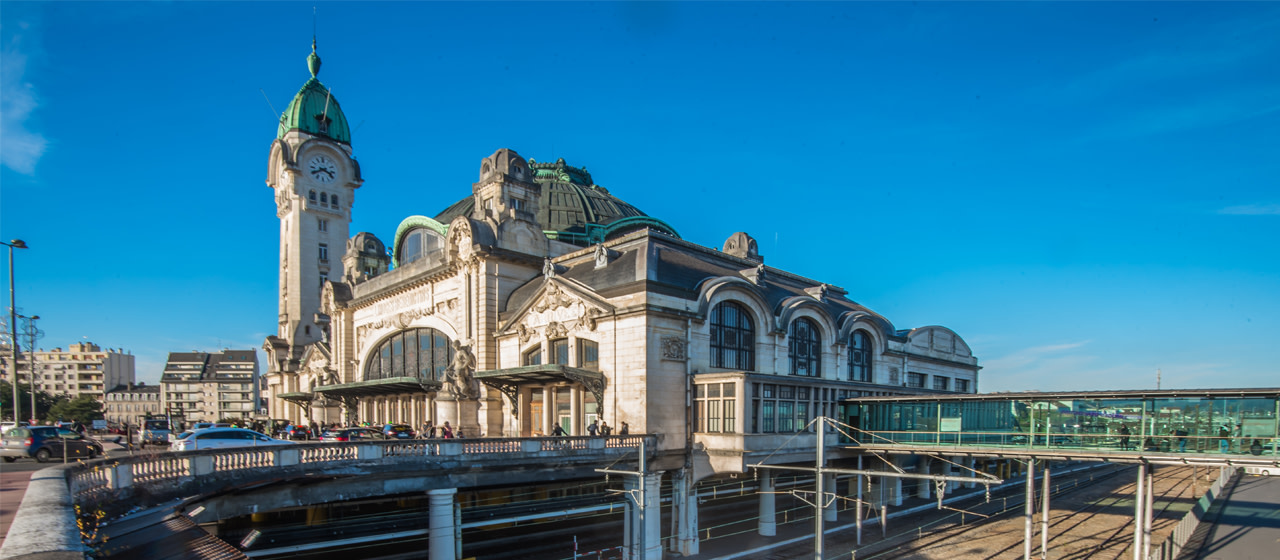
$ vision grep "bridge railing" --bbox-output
[67,434,653,504]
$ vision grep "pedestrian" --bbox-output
[600,421,611,437]
[1218,424,1231,454]
[441,421,454,439]
[423,421,435,439]
[1174,428,1188,453]
[551,424,567,437]
[1118,424,1131,450]
[619,422,630,435]
[588,420,599,436]
[455,428,465,439]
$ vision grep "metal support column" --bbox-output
[1143,466,1154,560]
[1041,464,1050,560]
[823,472,838,522]
[855,455,863,545]
[1133,463,1146,560]
[814,422,825,560]
[1024,459,1035,560]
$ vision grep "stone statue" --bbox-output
[443,341,479,399]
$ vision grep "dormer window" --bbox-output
[509,197,525,212]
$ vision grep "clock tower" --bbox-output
[264,41,361,405]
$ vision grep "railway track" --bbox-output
[847,463,1214,560]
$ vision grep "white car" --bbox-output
[169,428,297,452]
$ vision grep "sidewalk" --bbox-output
[0,468,35,546]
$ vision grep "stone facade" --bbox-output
[103,382,161,426]
[1,341,135,403]
[159,350,259,424]
[261,47,979,480]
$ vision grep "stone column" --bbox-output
[570,386,581,435]
[758,469,777,536]
[624,473,662,560]
[542,386,555,436]
[436,396,480,438]
[428,488,457,560]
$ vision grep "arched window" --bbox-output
[711,301,755,371]
[364,328,453,381]
[789,318,821,377]
[332,195,340,208]
[309,190,317,202]
[523,345,542,366]
[399,228,445,266]
[320,192,328,205]
[848,330,872,382]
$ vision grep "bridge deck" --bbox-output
[842,388,1280,466]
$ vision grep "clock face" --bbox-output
[307,155,337,184]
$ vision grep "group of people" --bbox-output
[1116,422,1266,455]
[420,421,461,439]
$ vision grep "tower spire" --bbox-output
[307,38,321,79]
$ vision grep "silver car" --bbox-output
[169,428,297,452]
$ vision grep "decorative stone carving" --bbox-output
[585,307,604,331]
[275,188,291,218]
[593,244,616,269]
[661,335,688,361]
[442,341,479,399]
[517,323,533,345]
[546,321,568,338]
[543,258,557,279]
[805,284,829,302]
[723,232,762,262]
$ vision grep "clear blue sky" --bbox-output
[2,2,1277,392]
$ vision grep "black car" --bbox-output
[319,427,388,442]
[1,426,104,463]
[283,424,313,440]
[382,424,417,439]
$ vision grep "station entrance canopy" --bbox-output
[841,388,1280,466]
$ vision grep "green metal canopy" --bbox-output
[313,376,442,399]
[475,364,606,417]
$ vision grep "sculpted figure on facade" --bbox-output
[442,341,479,399]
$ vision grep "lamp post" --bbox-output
[3,239,28,424]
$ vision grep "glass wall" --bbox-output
[849,394,1279,457]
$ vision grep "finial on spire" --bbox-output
[308,6,321,78]
[307,40,321,79]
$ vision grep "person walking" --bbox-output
[619,422,630,435]
[587,420,599,436]
[441,421,454,439]
[551,424,567,437]
[1118,424,1131,450]
[599,421,611,436]
[423,421,435,439]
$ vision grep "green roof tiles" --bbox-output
[277,44,351,144]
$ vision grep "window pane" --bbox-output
[579,340,599,370]
[552,339,569,365]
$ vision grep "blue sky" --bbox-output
[2,2,1277,392]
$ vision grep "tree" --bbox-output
[0,380,60,423]
[46,394,104,424]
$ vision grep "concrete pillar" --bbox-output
[625,473,663,560]
[758,469,777,536]
[674,469,699,556]
[944,462,955,493]
[916,457,931,499]
[570,386,581,435]
[1133,463,1145,560]
[893,476,903,507]
[823,473,838,521]
[428,488,457,560]
[1024,460,1035,560]
[966,458,978,489]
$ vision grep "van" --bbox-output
[1243,466,1275,477]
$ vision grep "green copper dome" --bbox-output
[277,43,351,144]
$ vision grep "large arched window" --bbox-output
[364,328,453,381]
[789,318,821,377]
[711,301,755,371]
[848,330,872,382]
[399,228,445,266]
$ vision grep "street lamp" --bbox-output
[3,239,28,424]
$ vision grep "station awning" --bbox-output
[313,376,442,402]
[474,365,606,415]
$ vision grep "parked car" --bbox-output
[1,426,104,463]
[382,424,417,439]
[169,428,297,452]
[283,424,313,440]
[320,427,388,442]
